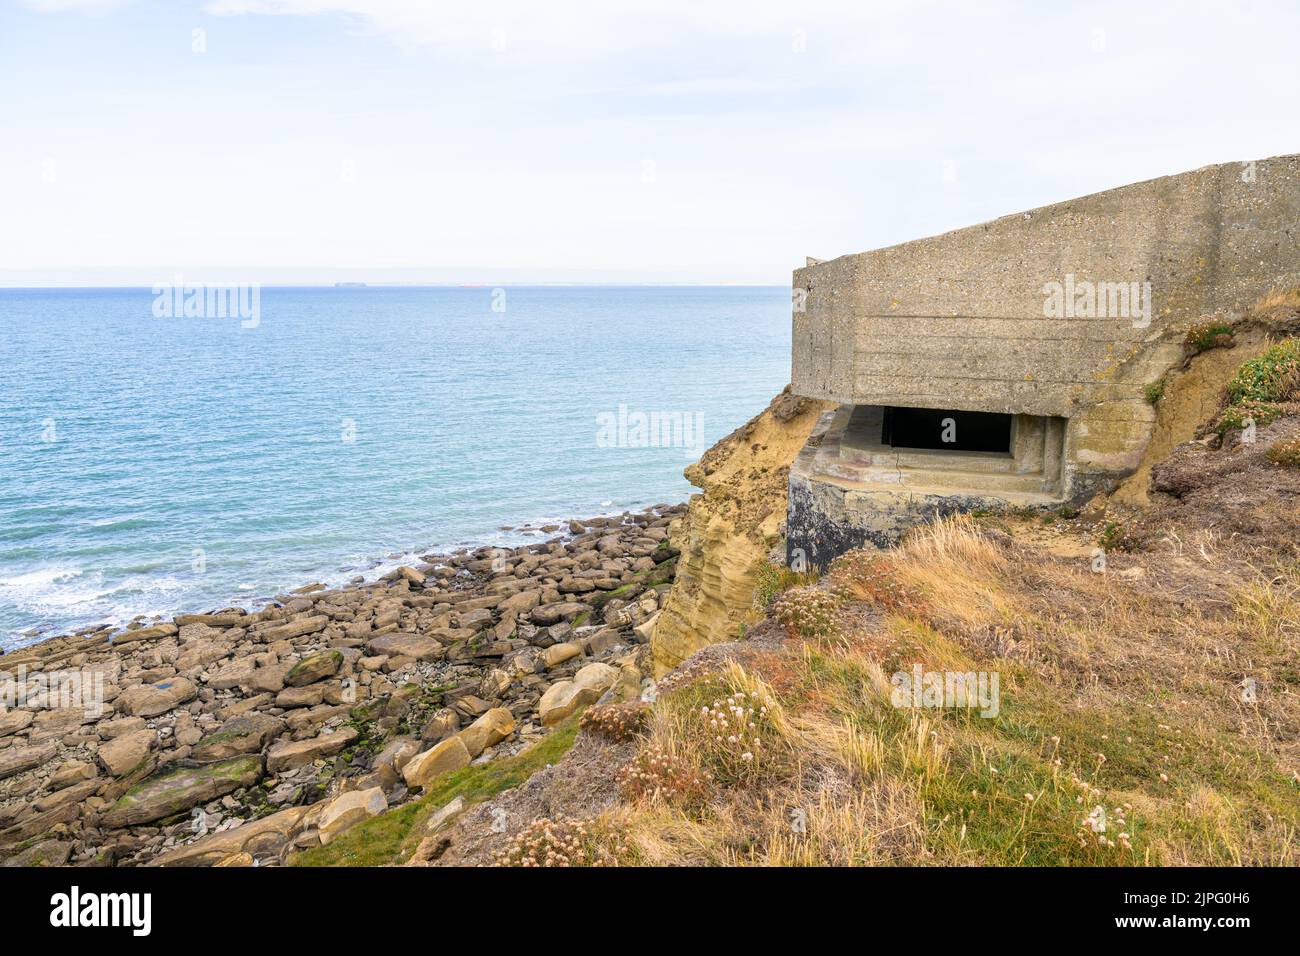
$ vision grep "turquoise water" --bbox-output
[0,286,791,648]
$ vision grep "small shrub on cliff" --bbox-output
[1217,399,1283,436]
[1185,321,1234,354]
[495,815,629,867]
[692,690,784,786]
[683,667,790,786]
[1211,341,1300,437]
[1096,520,1141,553]
[772,586,843,638]
[616,745,710,806]
[1143,377,1166,405]
[649,663,792,793]
[827,550,926,614]
[752,560,817,609]
[1226,339,1300,405]
[581,702,649,742]
[1265,437,1300,468]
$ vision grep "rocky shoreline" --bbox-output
[0,503,685,867]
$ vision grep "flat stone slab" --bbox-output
[0,710,34,739]
[265,727,358,773]
[191,714,285,763]
[101,755,264,827]
[366,633,444,661]
[97,729,156,777]
[260,615,329,642]
[148,805,312,867]
[285,650,343,687]
[116,677,198,718]
[0,743,57,780]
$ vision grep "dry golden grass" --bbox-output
[1232,565,1300,654]
[605,515,1300,866]
[1253,285,1300,311]
[891,515,1017,628]
[762,786,927,866]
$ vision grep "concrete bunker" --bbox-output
[786,153,1300,569]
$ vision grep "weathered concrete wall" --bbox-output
[793,153,1300,492]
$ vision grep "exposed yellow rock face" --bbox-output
[650,386,833,675]
[1111,320,1283,508]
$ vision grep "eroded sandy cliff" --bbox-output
[649,386,832,675]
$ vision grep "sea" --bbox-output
[0,285,791,650]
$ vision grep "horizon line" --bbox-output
[0,282,790,291]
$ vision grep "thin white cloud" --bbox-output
[22,0,130,10]
[202,0,916,60]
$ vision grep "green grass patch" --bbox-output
[796,627,1300,866]
[1212,339,1300,437]
[751,560,818,609]
[1097,520,1137,552]
[291,715,583,867]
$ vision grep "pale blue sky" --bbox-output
[1,0,1297,285]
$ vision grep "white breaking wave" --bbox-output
[0,565,191,648]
